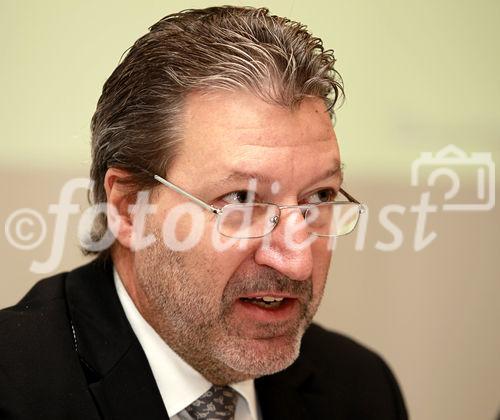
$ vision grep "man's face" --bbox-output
[133,91,341,384]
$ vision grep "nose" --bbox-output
[254,208,313,281]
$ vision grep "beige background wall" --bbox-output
[1,1,499,419]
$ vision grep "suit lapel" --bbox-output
[88,340,167,419]
[65,259,169,419]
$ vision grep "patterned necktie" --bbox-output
[185,385,237,420]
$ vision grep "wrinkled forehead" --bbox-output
[169,90,340,189]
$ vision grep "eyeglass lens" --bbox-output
[217,202,361,239]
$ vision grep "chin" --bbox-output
[215,326,304,380]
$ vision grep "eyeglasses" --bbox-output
[153,174,365,239]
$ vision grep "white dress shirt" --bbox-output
[114,269,260,420]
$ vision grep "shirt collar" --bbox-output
[113,268,259,419]
[232,379,261,420]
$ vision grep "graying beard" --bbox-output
[134,238,316,384]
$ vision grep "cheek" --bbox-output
[156,203,207,248]
[187,229,258,294]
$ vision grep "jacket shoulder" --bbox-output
[301,323,408,419]
[0,270,72,370]
[0,267,99,420]
[0,271,68,322]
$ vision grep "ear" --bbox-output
[104,168,136,250]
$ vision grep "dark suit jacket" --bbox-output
[0,259,408,419]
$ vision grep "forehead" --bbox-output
[169,90,340,188]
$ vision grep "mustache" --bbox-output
[222,267,312,302]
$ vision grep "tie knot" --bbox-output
[186,385,237,420]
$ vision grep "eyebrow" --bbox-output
[308,163,344,188]
[217,160,344,189]
[218,171,274,186]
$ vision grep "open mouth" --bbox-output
[239,296,290,309]
[234,294,300,324]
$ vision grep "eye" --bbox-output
[220,190,256,205]
[304,188,337,204]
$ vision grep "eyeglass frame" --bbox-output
[152,173,366,238]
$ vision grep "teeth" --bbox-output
[261,296,284,302]
[239,296,286,307]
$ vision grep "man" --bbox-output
[0,6,407,420]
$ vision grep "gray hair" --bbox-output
[87,6,344,259]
